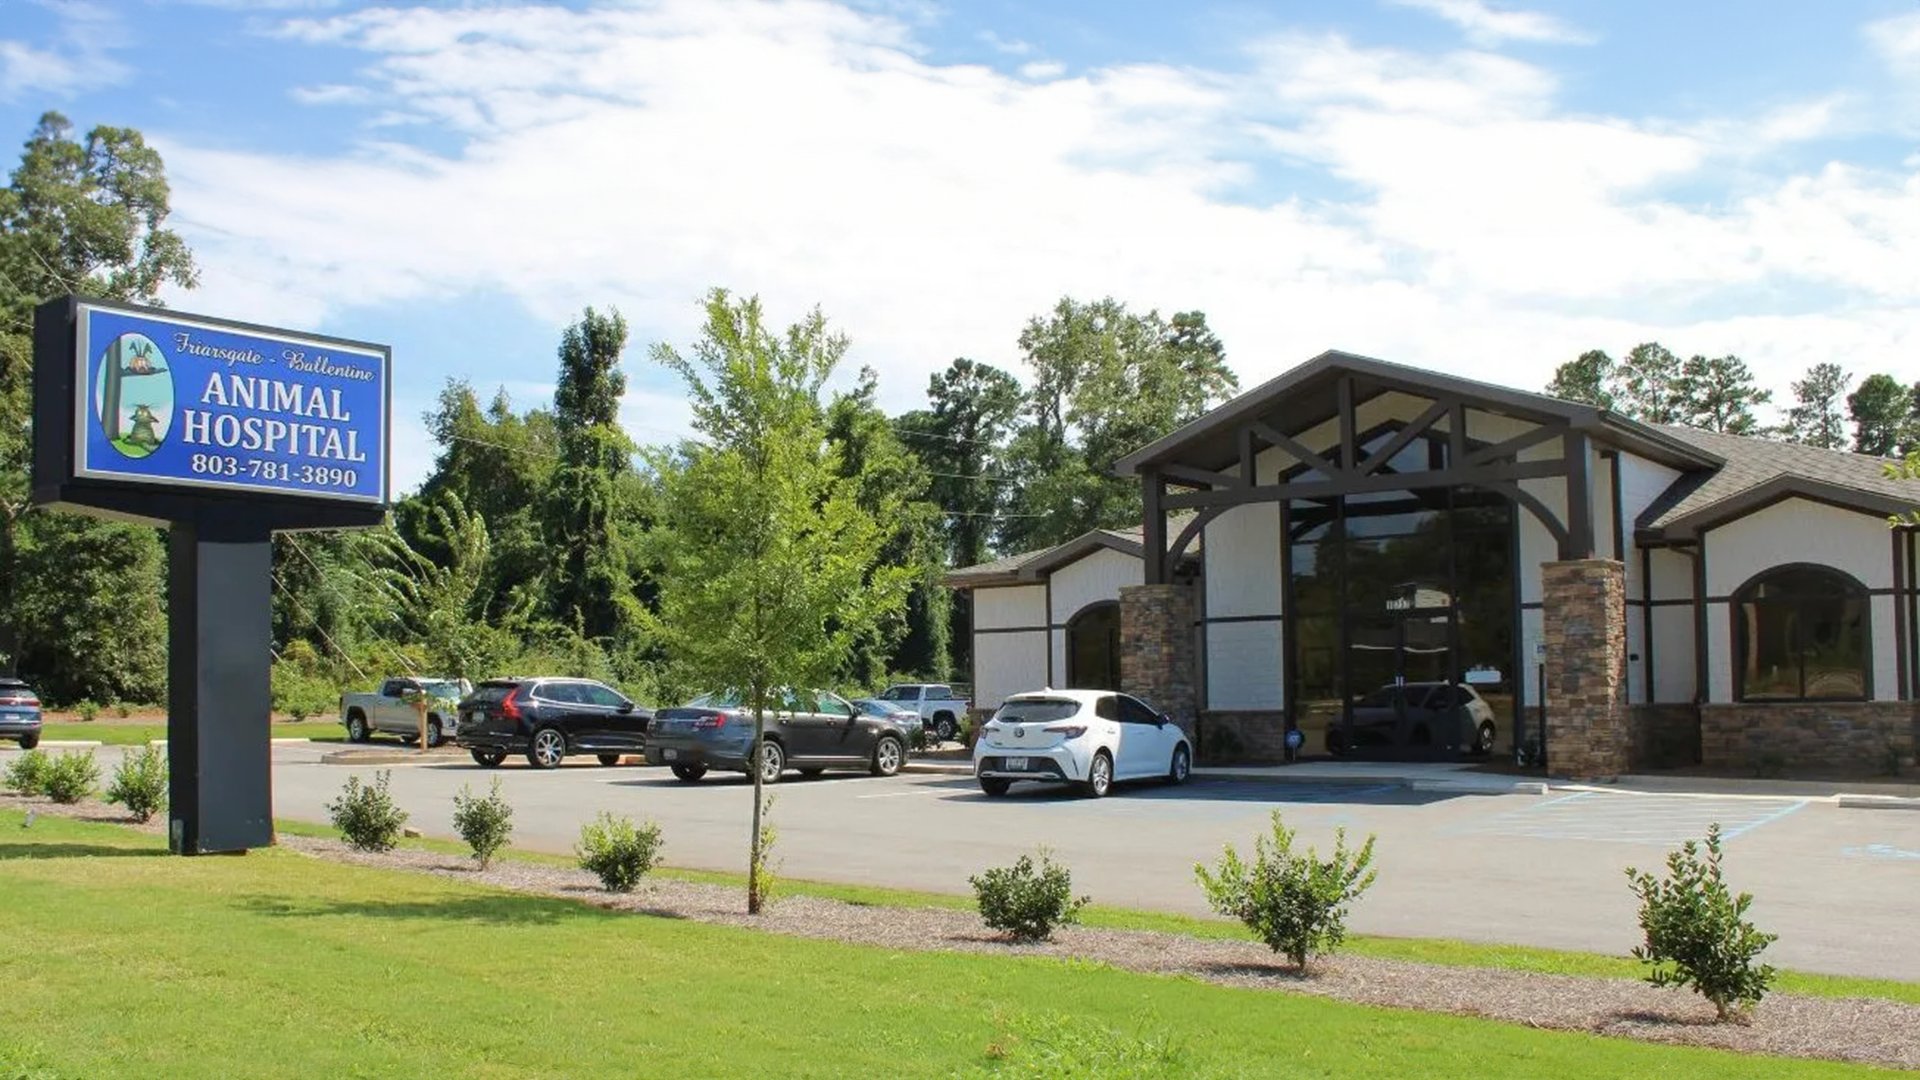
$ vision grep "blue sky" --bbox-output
[5,0,1920,492]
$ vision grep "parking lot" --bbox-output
[238,742,1920,981]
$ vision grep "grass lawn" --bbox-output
[2,810,1898,1079]
[271,818,1920,1008]
[35,720,346,745]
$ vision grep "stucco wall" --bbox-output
[1206,621,1284,710]
[973,585,1046,630]
[973,630,1048,711]
[1650,604,1697,703]
[1202,503,1284,711]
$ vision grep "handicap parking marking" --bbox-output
[1452,790,1810,845]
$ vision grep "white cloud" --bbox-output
[1019,60,1065,80]
[1868,10,1920,69]
[0,1,129,101]
[289,83,371,106]
[978,29,1031,56]
[1387,0,1592,46]
[149,0,1920,489]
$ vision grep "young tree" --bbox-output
[1678,354,1771,436]
[1545,349,1617,408]
[645,290,913,913]
[1848,373,1916,457]
[1613,343,1688,424]
[0,112,195,688]
[1778,362,1849,449]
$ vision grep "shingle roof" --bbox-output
[944,519,1198,587]
[1638,425,1914,534]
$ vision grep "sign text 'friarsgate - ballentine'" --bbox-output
[77,303,387,504]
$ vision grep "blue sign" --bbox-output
[74,303,389,504]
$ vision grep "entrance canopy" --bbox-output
[1112,350,1718,583]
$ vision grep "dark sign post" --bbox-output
[32,297,390,854]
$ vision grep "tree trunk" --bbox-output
[747,694,765,915]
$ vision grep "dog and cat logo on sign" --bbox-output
[92,331,174,459]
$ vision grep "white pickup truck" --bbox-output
[874,683,970,743]
[340,676,473,747]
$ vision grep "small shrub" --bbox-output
[112,701,131,719]
[576,812,663,892]
[42,752,100,805]
[73,700,99,723]
[326,771,408,852]
[1195,811,1377,972]
[3,750,51,795]
[1625,823,1777,1022]
[2,749,51,791]
[105,744,168,822]
[451,779,514,868]
[970,849,1088,943]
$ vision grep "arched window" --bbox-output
[1066,602,1121,691]
[1734,565,1869,702]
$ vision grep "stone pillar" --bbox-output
[1120,583,1197,734]
[1542,559,1630,779]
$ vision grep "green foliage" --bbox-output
[646,289,914,914]
[1849,373,1919,457]
[1613,342,1687,424]
[11,514,167,706]
[326,772,408,853]
[575,811,662,892]
[1625,824,1778,1021]
[271,664,337,722]
[1545,349,1617,409]
[370,493,505,681]
[1783,362,1850,449]
[104,743,167,822]
[897,357,1025,569]
[970,850,1088,943]
[111,702,131,719]
[3,749,50,794]
[1000,298,1237,551]
[1194,811,1378,971]
[451,779,514,869]
[968,1012,1183,1079]
[72,700,98,722]
[41,751,99,804]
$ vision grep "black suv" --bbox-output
[455,677,652,769]
[0,678,42,749]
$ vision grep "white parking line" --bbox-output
[854,789,946,799]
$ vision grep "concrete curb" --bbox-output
[904,761,972,774]
[902,760,1546,795]
[319,749,459,766]
[35,740,102,749]
[1836,794,1920,811]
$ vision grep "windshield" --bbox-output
[686,691,744,709]
[419,680,463,698]
[993,698,1080,725]
[878,686,915,702]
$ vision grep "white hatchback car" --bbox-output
[973,689,1192,798]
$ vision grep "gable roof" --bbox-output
[1112,349,1721,477]
[944,519,1197,588]
[1637,425,1913,538]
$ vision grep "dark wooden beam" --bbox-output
[1472,478,1571,550]
[1449,401,1466,465]
[1337,375,1356,471]
[1160,463,1244,490]
[1238,428,1256,484]
[1142,470,1167,585]
[1163,457,1568,511]
[1464,423,1562,467]
[1249,421,1339,478]
[1166,506,1225,579]
[1564,430,1594,559]
[1356,398,1450,475]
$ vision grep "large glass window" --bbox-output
[1735,566,1869,701]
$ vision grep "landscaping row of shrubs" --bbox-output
[2,756,1779,1026]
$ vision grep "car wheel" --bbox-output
[1083,751,1113,799]
[597,753,622,767]
[345,713,370,743]
[932,714,957,743]
[1475,721,1497,755]
[871,735,904,777]
[18,731,39,751]
[978,777,1011,797]
[1168,743,1191,785]
[426,718,444,748]
[527,727,566,770]
[757,740,785,784]
[470,749,505,768]
[670,763,708,782]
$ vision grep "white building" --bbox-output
[949,352,1919,776]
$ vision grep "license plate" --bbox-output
[1006,756,1028,771]
[663,748,678,760]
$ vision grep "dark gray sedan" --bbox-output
[645,689,911,783]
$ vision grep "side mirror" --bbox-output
[1157,713,1170,727]
[617,700,634,714]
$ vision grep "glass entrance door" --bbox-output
[1334,606,1459,759]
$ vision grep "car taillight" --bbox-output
[693,712,728,730]
[500,689,524,720]
[1044,724,1087,739]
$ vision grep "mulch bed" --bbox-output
[6,792,1918,1070]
